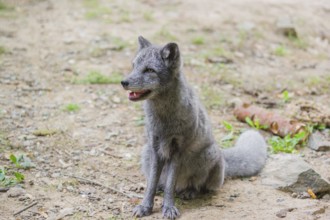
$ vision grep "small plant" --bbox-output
[220,121,237,148]
[282,90,290,103]
[73,71,122,84]
[0,167,24,187]
[192,37,205,45]
[64,103,80,112]
[274,45,288,56]
[9,154,35,169]
[0,46,5,55]
[143,11,154,21]
[245,117,268,130]
[268,131,308,153]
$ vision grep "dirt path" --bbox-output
[0,0,329,219]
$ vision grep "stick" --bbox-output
[65,174,143,199]
[13,201,38,216]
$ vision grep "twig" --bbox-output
[65,174,143,199]
[13,201,38,216]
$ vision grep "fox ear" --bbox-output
[161,43,180,66]
[138,36,151,50]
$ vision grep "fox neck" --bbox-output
[145,71,187,115]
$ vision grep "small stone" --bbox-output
[276,209,287,218]
[291,192,298,198]
[308,131,330,151]
[322,194,330,200]
[276,208,295,218]
[312,207,326,215]
[7,187,26,198]
[112,96,121,104]
[276,16,298,38]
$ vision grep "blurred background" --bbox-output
[0,0,329,219]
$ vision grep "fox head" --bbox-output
[121,36,181,101]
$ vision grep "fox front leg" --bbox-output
[133,151,164,217]
[162,158,180,219]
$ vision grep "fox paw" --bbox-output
[162,205,180,219]
[178,189,197,200]
[132,205,152,217]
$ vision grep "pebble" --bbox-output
[7,187,26,198]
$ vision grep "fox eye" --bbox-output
[144,68,156,73]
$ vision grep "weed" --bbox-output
[110,37,129,51]
[119,10,131,23]
[288,35,308,49]
[192,36,205,45]
[73,71,122,84]
[201,85,224,109]
[143,11,154,21]
[245,117,268,130]
[282,90,290,103]
[9,154,35,169]
[268,131,308,153]
[0,46,5,55]
[135,115,145,126]
[0,167,24,187]
[155,27,177,41]
[274,45,288,56]
[64,103,80,112]
[220,121,236,148]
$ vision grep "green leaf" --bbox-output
[14,172,24,182]
[222,121,233,132]
[9,154,17,164]
[245,117,255,128]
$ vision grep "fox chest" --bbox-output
[145,115,195,159]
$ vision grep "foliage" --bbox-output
[220,121,236,148]
[0,154,34,187]
[282,90,290,103]
[192,37,205,45]
[268,131,308,153]
[64,103,80,112]
[274,45,288,56]
[9,154,35,169]
[73,71,122,84]
[245,117,268,130]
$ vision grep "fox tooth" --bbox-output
[133,92,136,97]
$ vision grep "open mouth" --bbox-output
[128,90,152,101]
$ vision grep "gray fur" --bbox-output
[121,36,267,219]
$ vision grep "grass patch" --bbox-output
[201,85,224,109]
[155,27,177,41]
[192,36,205,45]
[274,45,288,56]
[143,11,154,21]
[110,37,129,51]
[63,103,80,112]
[83,0,112,20]
[0,46,5,55]
[72,71,122,84]
[268,131,308,153]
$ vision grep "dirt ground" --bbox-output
[0,0,330,219]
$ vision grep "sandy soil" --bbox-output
[0,0,329,219]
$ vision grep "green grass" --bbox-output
[83,0,112,20]
[143,11,154,21]
[110,37,129,51]
[274,45,288,56]
[268,131,308,153]
[192,36,205,45]
[63,103,80,112]
[201,85,224,109]
[155,27,177,41]
[0,46,5,55]
[72,71,122,84]
[282,90,290,103]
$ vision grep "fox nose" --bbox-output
[121,80,129,88]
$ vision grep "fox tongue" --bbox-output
[129,91,144,99]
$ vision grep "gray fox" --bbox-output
[121,36,267,219]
